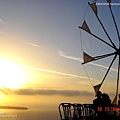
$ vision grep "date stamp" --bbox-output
[98,107,120,111]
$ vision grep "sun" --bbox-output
[0,58,25,88]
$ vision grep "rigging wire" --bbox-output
[79,3,106,89]
[88,8,93,55]
[95,1,120,55]
[109,0,120,48]
[79,28,89,53]
[80,4,89,25]
[93,5,104,55]
[79,0,120,94]
[79,29,94,87]
[83,64,94,87]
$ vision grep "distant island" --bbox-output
[0,106,28,110]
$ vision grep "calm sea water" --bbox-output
[0,109,59,120]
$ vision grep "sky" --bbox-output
[0,0,120,113]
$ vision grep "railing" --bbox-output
[58,103,120,120]
[58,103,94,120]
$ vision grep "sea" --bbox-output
[0,109,59,120]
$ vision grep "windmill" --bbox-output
[79,0,120,104]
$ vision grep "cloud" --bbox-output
[58,51,83,62]
[0,88,94,96]
[24,42,40,47]
[0,88,116,98]
[0,31,12,36]
[0,19,5,24]
[22,65,90,80]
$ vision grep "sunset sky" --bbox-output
[0,0,120,111]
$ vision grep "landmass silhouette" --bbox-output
[0,106,28,110]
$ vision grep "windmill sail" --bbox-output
[89,2,97,16]
[93,83,102,93]
[82,52,94,64]
[81,21,91,33]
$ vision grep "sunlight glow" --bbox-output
[0,58,25,88]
